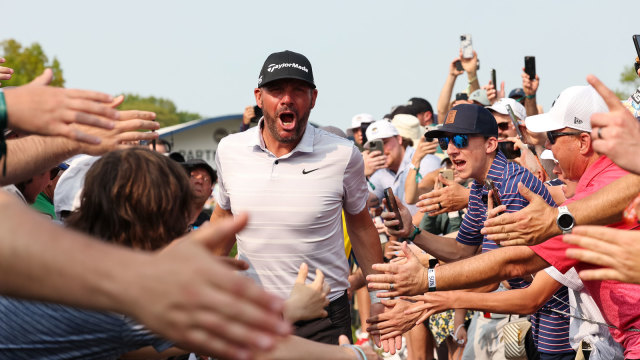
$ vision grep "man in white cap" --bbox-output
[364,120,440,215]
[486,97,527,140]
[346,113,374,147]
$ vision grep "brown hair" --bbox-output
[66,148,195,250]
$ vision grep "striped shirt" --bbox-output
[456,151,572,353]
[215,122,369,301]
[0,296,172,359]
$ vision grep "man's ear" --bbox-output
[397,135,403,145]
[310,88,318,109]
[254,88,262,108]
[486,136,499,153]
[581,132,594,155]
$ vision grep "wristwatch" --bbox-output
[556,206,575,234]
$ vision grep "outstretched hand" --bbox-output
[0,58,13,86]
[564,225,640,284]
[4,68,121,144]
[367,242,429,298]
[481,182,557,246]
[587,74,640,174]
[132,213,291,359]
[416,174,469,215]
[284,263,330,322]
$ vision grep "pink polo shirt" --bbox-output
[531,156,640,357]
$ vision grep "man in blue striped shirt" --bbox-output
[367,104,574,359]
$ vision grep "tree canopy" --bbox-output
[119,94,201,128]
[616,64,640,99]
[1,39,65,87]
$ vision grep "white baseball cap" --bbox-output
[346,113,374,136]
[487,98,527,125]
[364,120,399,148]
[540,149,556,161]
[469,89,491,106]
[391,114,421,145]
[525,85,607,133]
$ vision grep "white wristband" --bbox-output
[369,290,383,304]
[427,268,437,292]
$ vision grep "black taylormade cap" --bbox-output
[424,104,498,138]
[183,159,217,183]
[257,50,315,89]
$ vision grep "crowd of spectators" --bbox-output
[2,40,640,360]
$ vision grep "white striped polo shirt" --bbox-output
[215,122,368,300]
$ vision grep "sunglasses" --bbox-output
[546,130,583,145]
[438,134,470,150]
[497,122,510,131]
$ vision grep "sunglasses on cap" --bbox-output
[546,130,584,145]
[438,134,471,150]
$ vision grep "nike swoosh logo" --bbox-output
[302,168,320,175]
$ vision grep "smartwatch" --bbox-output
[556,206,575,234]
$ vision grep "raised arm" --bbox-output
[437,57,464,122]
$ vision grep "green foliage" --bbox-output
[119,93,202,128]
[615,64,640,100]
[1,39,64,87]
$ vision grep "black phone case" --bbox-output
[383,188,404,231]
[524,56,536,80]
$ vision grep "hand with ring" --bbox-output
[416,174,470,216]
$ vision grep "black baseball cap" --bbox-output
[405,97,433,115]
[183,159,217,183]
[424,104,498,139]
[509,88,526,99]
[257,50,315,89]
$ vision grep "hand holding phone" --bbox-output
[460,34,473,59]
[524,56,536,81]
[383,188,404,231]
[369,139,384,154]
[483,179,504,216]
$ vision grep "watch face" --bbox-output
[558,213,574,229]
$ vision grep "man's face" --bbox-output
[255,79,318,145]
[352,128,364,145]
[382,136,404,173]
[189,168,213,202]
[493,113,517,139]
[416,112,433,127]
[545,127,584,182]
[446,134,495,181]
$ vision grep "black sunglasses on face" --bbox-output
[546,131,584,145]
[497,122,510,131]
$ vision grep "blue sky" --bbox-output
[5,0,638,129]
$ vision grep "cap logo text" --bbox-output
[573,117,583,125]
[445,110,457,124]
[267,63,309,73]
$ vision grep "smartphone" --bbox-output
[454,59,463,71]
[439,169,454,185]
[491,69,497,91]
[483,179,504,215]
[424,125,438,142]
[360,122,372,144]
[524,56,536,80]
[460,34,473,59]
[455,92,468,101]
[251,105,263,123]
[383,188,404,231]
[498,141,521,160]
[505,104,525,142]
[633,35,640,59]
[370,139,384,154]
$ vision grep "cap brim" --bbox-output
[525,113,563,133]
[259,76,316,89]
[424,124,485,139]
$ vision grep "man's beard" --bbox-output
[264,107,311,144]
